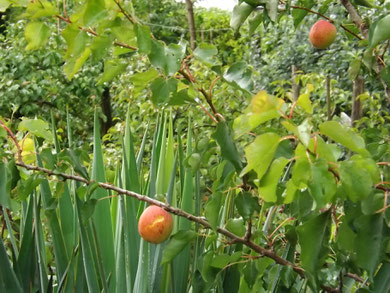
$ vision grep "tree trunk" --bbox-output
[352,76,364,125]
[101,87,112,135]
[185,0,196,50]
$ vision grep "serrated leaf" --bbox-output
[296,93,313,114]
[235,192,260,220]
[205,192,223,229]
[258,157,289,202]
[23,0,57,18]
[135,24,151,54]
[282,119,312,147]
[319,121,369,156]
[25,22,50,50]
[291,0,315,27]
[241,132,280,180]
[64,47,92,79]
[231,2,254,31]
[212,122,243,172]
[18,118,53,141]
[62,24,89,59]
[355,214,384,277]
[339,160,373,202]
[194,43,218,66]
[161,230,197,265]
[224,62,254,93]
[308,159,337,208]
[233,110,280,138]
[98,59,128,84]
[369,14,390,48]
[150,77,178,106]
[226,218,246,237]
[83,0,106,26]
[148,40,185,76]
[130,68,159,94]
[297,211,331,275]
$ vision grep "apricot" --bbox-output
[309,20,337,49]
[138,205,173,244]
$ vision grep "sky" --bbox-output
[194,0,237,11]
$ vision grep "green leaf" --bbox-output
[355,214,384,277]
[194,43,218,66]
[212,122,243,172]
[296,93,313,114]
[0,238,23,293]
[249,13,263,34]
[233,110,280,138]
[371,262,390,293]
[130,68,159,95]
[226,218,246,237]
[18,118,53,141]
[369,15,390,48]
[297,211,331,275]
[0,162,10,208]
[150,77,178,106]
[148,40,185,76]
[235,192,260,220]
[62,24,90,59]
[241,132,281,180]
[266,0,278,22]
[0,0,10,12]
[291,0,315,27]
[231,2,255,31]
[308,159,337,208]
[83,0,106,26]
[339,160,373,202]
[98,59,128,84]
[161,230,197,265]
[205,192,223,229]
[23,0,57,18]
[319,121,369,156]
[25,22,50,50]
[282,119,312,147]
[135,24,152,54]
[64,47,92,79]
[90,35,114,62]
[258,157,289,202]
[224,62,254,93]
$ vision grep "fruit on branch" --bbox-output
[309,20,337,49]
[138,205,173,244]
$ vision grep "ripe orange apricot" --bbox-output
[309,20,337,49]
[138,205,173,244]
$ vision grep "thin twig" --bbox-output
[0,120,22,162]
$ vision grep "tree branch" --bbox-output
[15,160,305,277]
[340,0,368,38]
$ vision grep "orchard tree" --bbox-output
[0,1,389,293]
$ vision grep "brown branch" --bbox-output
[340,0,368,38]
[290,5,331,21]
[55,15,137,51]
[114,0,137,24]
[290,5,363,40]
[0,120,22,163]
[178,69,218,116]
[15,160,305,277]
